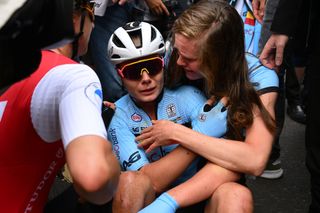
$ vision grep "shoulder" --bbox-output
[246,53,279,93]
[48,63,99,81]
[114,95,132,110]
[112,95,134,121]
[167,85,204,97]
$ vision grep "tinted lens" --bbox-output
[120,57,164,80]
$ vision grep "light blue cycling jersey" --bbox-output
[108,85,207,184]
[108,53,278,185]
[229,0,262,55]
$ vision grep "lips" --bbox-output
[140,87,156,95]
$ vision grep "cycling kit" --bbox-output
[108,53,278,185]
[230,0,262,55]
[108,85,207,184]
[0,50,107,212]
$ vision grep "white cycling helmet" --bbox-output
[108,21,165,65]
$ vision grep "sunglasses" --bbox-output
[117,56,164,80]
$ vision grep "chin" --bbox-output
[143,95,159,103]
[186,72,203,80]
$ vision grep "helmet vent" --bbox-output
[151,26,156,41]
[128,30,142,48]
[159,43,164,49]
[112,35,125,48]
[111,54,121,59]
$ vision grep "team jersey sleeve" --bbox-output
[31,64,107,148]
[192,100,228,138]
[176,86,207,122]
[175,85,227,138]
[108,108,150,171]
[246,53,279,94]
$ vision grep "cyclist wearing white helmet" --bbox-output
[106,21,228,213]
[0,1,120,212]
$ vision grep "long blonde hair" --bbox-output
[167,0,276,139]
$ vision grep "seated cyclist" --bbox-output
[106,21,230,213]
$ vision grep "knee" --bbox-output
[209,182,253,213]
[113,171,154,210]
[118,171,150,188]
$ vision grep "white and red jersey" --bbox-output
[0,50,107,212]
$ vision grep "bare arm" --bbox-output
[66,135,120,205]
[139,146,197,193]
[167,162,240,207]
[138,92,277,176]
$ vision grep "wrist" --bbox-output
[171,123,185,145]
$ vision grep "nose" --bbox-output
[140,69,152,82]
[177,55,186,66]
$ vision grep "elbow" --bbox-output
[246,156,268,176]
[73,162,120,204]
[250,165,265,177]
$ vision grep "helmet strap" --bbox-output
[72,11,86,60]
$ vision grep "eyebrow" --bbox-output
[174,47,197,61]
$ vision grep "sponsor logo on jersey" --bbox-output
[123,151,141,170]
[25,148,64,212]
[131,113,142,122]
[166,103,176,118]
[199,113,207,122]
[132,126,148,134]
[85,82,102,106]
[170,116,182,123]
[109,128,120,160]
[245,28,254,36]
[149,152,161,162]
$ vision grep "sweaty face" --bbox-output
[122,68,164,106]
[174,33,203,80]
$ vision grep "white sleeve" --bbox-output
[31,64,107,148]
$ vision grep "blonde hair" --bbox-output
[167,0,276,139]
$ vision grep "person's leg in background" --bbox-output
[286,54,306,124]
[284,1,309,125]
[89,4,134,102]
[260,68,285,179]
[258,0,284,179]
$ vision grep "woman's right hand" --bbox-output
[136,120,180,153]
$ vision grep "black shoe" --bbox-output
[287,104,306,124]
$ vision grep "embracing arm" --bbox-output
[66,136,120,205]
[138,92,277,176]
[109,115,197,193]
[139,146,197,193]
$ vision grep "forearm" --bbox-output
[74,153,120,204]
[167,162,240,207]
[172,123,272,176]
[140,146,197,193]
[66,136,120,204]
